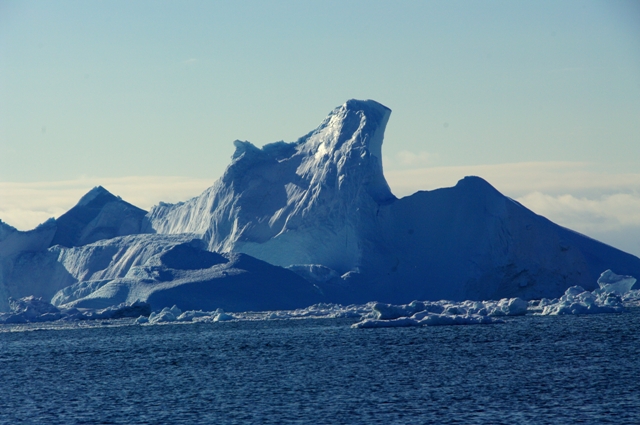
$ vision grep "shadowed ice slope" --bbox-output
[50,186,147,248]
[355,176,640,303]
[0,220,74,311]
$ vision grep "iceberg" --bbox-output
[143,99,640,304]
[596,269,637,295]
[2,99,640,313]
[51,235,321,312]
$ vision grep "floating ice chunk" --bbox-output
[529,271,638,316]
[212,308,234,322]
[622,290,640,307]
[148,305,182,324]
[9,296,60,317]
[176,310,210,322]
[135,316,149,324]
[135,303,373,326]
[81,301,151,320]
[353,317,418,328]
[0,296,63,323]
[372,300,431,320]
[175,308,236,323]
[537,285,625,316]
[597,270,637,296]
[490,297,529,316]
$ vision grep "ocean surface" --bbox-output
[1,309,639,425]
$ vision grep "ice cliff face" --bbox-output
[148,100,395,273]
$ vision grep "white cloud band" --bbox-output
[0,176,213,231]
[2,162,639,257]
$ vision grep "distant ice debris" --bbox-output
[2,270,637,328]
[0,296,150,324]
[529,270,638,315]
[351,270,639,327]
[351,298,527,328]
[135,303,370,325]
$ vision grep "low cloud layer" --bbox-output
[0,176,212,231]
[2,162,639,257]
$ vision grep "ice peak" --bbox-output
[313,99,391,159]
[222,99,395,205]
[342,98,391,115]
[51,186,147,248]
[454,176,500,193]
[296,99,394,205]
[232,140,261,160]
[76,186,116,207]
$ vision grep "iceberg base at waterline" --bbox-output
[3,99,640,312]
[1,269,637,328]
[0,296,151,324]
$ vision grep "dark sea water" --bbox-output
[1,310,639,425]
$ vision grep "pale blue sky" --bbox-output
[1,0,640,254]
